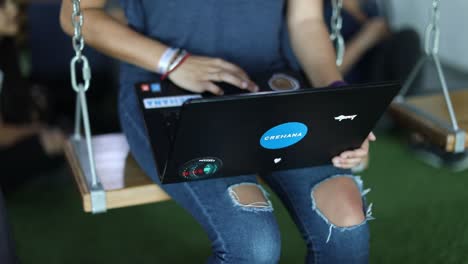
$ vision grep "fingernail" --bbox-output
[242,81,248,89]
[255,85,260,92]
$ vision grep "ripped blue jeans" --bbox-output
[119,85,373,264]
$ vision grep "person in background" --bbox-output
[325,0,421,87]
[0,0,65,193]
[0,2,23,262]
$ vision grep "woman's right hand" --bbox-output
[168,55,259,95]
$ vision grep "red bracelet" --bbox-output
[160,52,191,80]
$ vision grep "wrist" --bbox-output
[157,47,180,74]
[160,50,191,80]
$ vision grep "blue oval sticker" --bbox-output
[260,122,308,150]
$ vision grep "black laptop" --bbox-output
[135,72,400,184]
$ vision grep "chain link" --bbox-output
[424,0,441,55]
[69,0,104,193]
[399,0,462,138]
[70,0,91,92]
[330,0,345,66]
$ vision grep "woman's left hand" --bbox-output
[332,132,376,169]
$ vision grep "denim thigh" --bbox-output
[263,166,372,264]
[119,83,371,264]
[119,85,281,263]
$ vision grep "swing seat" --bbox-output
[65,133,271,213]
[390,89,468,153]
[65,133,171,213]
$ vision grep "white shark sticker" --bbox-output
[334,115,357,122]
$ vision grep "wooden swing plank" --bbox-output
[65,133,266,213]
[65,139,171,213]
[390,89,468,152]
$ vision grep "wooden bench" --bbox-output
[390,89,468,153]
[65,134,266,213]
[65,134,170,213]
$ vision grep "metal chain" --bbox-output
[70,0,91,93]
[398,0,464,151]
[69,0,102,188]
[330,0,345,66]
[424,0,441,55]
[399,0,442,99]
[430,0,459,132]
[423,0,460,132]
[71,0,84,56]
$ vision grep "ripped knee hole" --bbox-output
[311,176,367,228]
[228,183,272,209]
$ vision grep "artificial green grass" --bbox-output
[5,133,468,263]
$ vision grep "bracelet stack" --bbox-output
[157,47,179,74]
[158,48,191,80]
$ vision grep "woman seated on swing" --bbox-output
[61,0,376,263]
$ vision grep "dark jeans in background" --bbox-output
[347,29,422,95]
[0,136,63,194]
[0,190,17,264]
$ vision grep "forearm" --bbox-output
[0,124,39,147]
[289,19,343,87]
[60,2,166,72]
[340,18,390,75]
[339,34,372,75]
